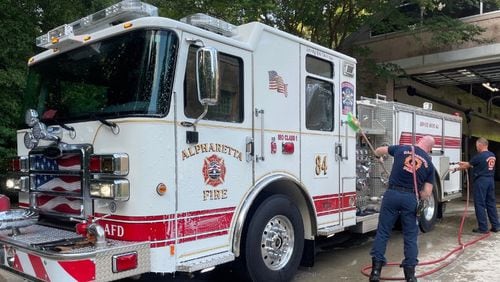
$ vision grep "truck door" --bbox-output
[252,32,301,187]
[299,46,342,229]
[175,34,253,261]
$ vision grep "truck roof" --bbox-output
[30,14,356,66]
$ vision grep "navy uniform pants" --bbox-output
[473,176,500,232]
[370,188,419,267]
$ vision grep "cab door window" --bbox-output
[305,55,334,131]
[184,45,244,122]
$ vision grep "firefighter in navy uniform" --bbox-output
[456,137,499,233]
[369,135,435,282]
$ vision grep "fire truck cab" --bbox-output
[4,1,461,281]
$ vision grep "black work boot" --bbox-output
[369,259,383,282]
[403,266,417,282]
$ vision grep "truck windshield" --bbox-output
[23,29,178,125]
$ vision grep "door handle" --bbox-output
[246,137,254,162]
[255,108,265,162]
[335,143,342,161]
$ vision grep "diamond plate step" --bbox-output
[317,225,345,237]
[176,252,235,272]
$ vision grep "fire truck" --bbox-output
[4,1,462,281]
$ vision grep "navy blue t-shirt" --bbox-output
[388,145,435,191]
[470,151,496,179]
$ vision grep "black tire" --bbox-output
[419,186,438,233]
[437,202,446,219]
[243,195,304,282]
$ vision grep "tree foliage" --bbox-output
[0,0,495,176]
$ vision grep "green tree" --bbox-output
[0,0,497,178]
[0,0,114,174]
[0,0,39,173]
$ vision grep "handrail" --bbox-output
[487,95,500,116]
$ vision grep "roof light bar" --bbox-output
[181,13,236,37]
[36,0,158,49]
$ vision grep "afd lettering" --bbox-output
[104,223,125,238]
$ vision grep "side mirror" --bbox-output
[196,46,220,106]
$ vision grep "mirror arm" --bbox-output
[193,104,209,131]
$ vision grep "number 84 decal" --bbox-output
[315,155,328,176]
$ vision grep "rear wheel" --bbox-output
[437,202,446,219]
[243,195,304,282]
[419,186,438,232]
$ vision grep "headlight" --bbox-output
[5,179,16,189]
[90,179,129,201]
[5,177,28,191]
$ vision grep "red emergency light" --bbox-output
[282,142,295,154]
[7,156,28,172]
[112,252,138,273]
[89,154,128,175]
[10,157,20,172]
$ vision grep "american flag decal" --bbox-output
[31,154,81,171]
[268,70,288,96]
[34,175,81,193]
[35,195,82,215]
[30,153,83,216]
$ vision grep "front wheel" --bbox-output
[419,186,438,233]
[243,195,304,282]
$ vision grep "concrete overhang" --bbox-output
[390,43,500,86]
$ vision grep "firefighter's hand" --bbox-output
[419,190,431,200]
[375,154,385,163]
[419,184,433,200]
[458,161,471,170]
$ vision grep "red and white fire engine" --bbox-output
[4,1,462,281]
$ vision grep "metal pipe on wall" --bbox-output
[407,86,500,124]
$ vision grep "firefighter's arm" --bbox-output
[455,161,472,171]
[419,182,433,200]
[374,146,389,161]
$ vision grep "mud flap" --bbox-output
[300,239,315,267]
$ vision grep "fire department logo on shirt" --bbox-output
[403,155,423,173]
[487,156,496,171]
[202,155,226,187]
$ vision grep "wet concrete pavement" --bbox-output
[1,198,500,281]
[293,198,500,281]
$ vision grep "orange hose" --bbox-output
[361,171,491,280]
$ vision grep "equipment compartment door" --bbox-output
[175,33,253,261]
[299,45,343,229]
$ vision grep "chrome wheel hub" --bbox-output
[423,196,435,221]
[260,215,295,270]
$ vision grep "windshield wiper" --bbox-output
[98,118,120,134]
[43,118,75,133]
[55,121,74,132]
